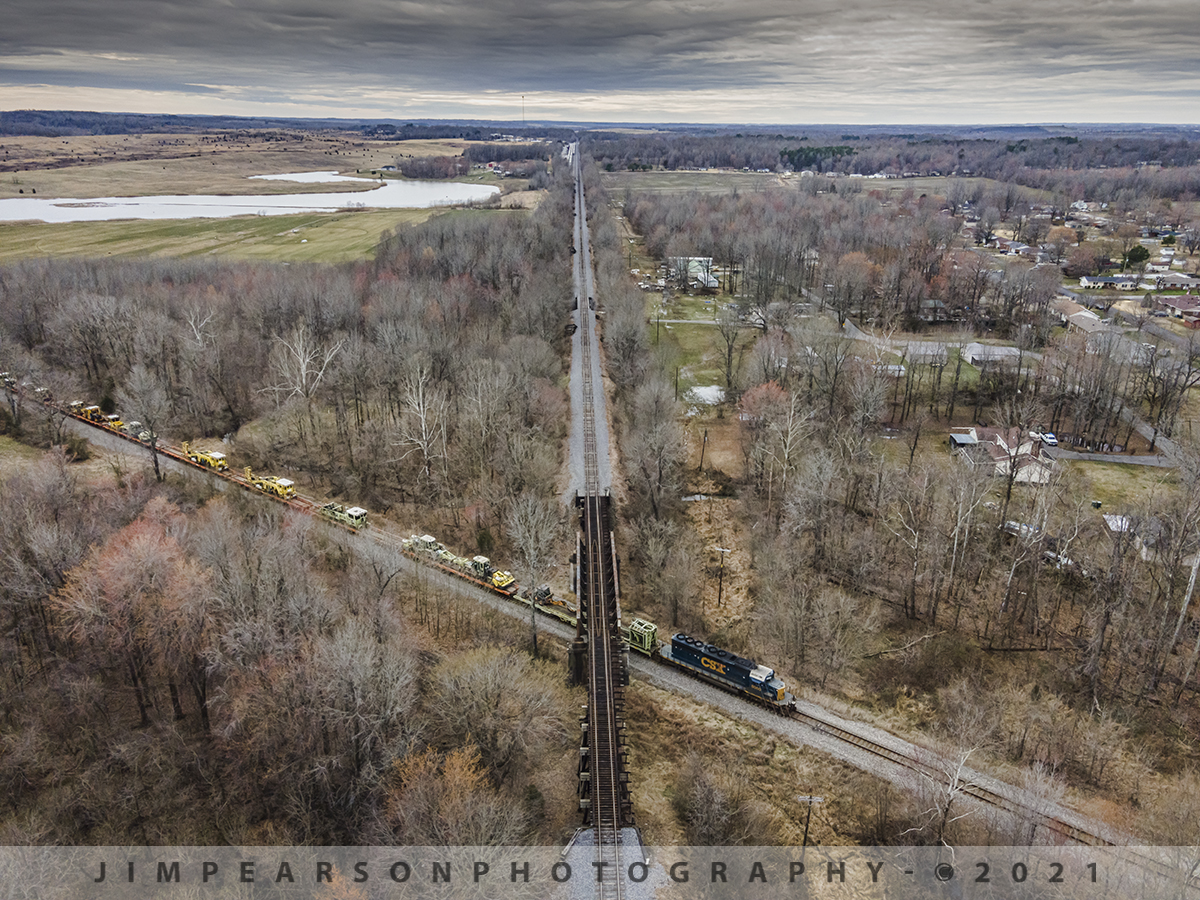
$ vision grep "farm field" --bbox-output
[0,129,527,261]
[602,167,1007,201]
[0,132,498,199]
[601,169,783,194]
[0,207,445,263]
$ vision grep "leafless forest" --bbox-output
[3,133,1200,846]
[0,166,588,843]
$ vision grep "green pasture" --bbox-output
[601,168,1020,202]
[652,320,730,398]
[0,208,443,264]
[1064,460,1177,511]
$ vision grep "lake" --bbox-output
[0,172,500,223]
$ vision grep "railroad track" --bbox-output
[787,707,1111,847]
[572,150,632,900]
[24,388,1200,896]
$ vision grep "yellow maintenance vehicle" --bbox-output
[490,569,518,595]
[74,403,106,424]
[244,466,296,499]
[318,502,368,530]
[466,555,517,594]
[182,440,228,472]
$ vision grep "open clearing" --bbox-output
[1063,459,1177,509]
[602,168,1006,200]
[0,132,502,199]
[0,130,529,262]
[0,208,444,263]
[601,169,785,194]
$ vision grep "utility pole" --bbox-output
[715,546,731,607]
[797,795,824,850]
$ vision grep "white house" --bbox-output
[1080,275,1139,290]
[962,342,1023,367]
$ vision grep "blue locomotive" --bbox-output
[624,618,792,707]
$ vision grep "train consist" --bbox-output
[624,618,794,709]
[399,533,579,625]
[20,387,371,532]
[9,380,797,710]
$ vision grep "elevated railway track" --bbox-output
[17,379,1197,894]
[569,145,636,898]
[12,148,1191,897]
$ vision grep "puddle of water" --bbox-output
[0,172,499,223]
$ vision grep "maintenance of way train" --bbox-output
[9,378,794,711]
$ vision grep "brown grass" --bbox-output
[0,207,440,264]
[1,132,494,200]
[0,434,45,472]
[626,681,874,845]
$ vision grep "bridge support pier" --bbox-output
[569,637,588,686]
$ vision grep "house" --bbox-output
[1146,274,1200,292]
[1104,514,1200,566]
[1051,297,1113,335]
[962,342,1023,367]
[666,257,718,288]
[1068,310,1114,336]
[1155,294,1200,323]
[1079,275,1139,290]
[949,426,1055,484]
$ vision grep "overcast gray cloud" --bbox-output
[2,0,1199,122]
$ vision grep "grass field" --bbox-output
[602,168,1010,201]
[0,207,448,263]
[0,130,534,262]
[652,320,729,401]
[602,169,784,195]
[1063,459,1177,510]
[0,434,44,472]
[1,134,502,200]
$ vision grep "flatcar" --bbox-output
[624,618,793,708]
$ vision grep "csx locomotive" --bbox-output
[624,618,793,708]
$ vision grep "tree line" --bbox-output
[0,165,597,844]
[616,178,1200,844]
[588,132,1200,201]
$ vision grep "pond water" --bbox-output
[0,171,499,223]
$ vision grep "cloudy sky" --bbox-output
[3,0,1198,124]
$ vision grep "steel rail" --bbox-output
[574,154,627,900]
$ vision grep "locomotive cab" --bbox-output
[749,663,786,702]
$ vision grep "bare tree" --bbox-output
[903,679,997,845]
[116,364,171,482]
[392,358,450,484]
[505,492,563,656]
[263,323,344,437]
[428,648,569,787]
[714,304,745,392]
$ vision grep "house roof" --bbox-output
[949,427,979,445]
[1159,295,1200,313]
[1067,311,1112,334]
[1081,275,1137,284]
[1053,297,1089,318]
[963,342,1022,363]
